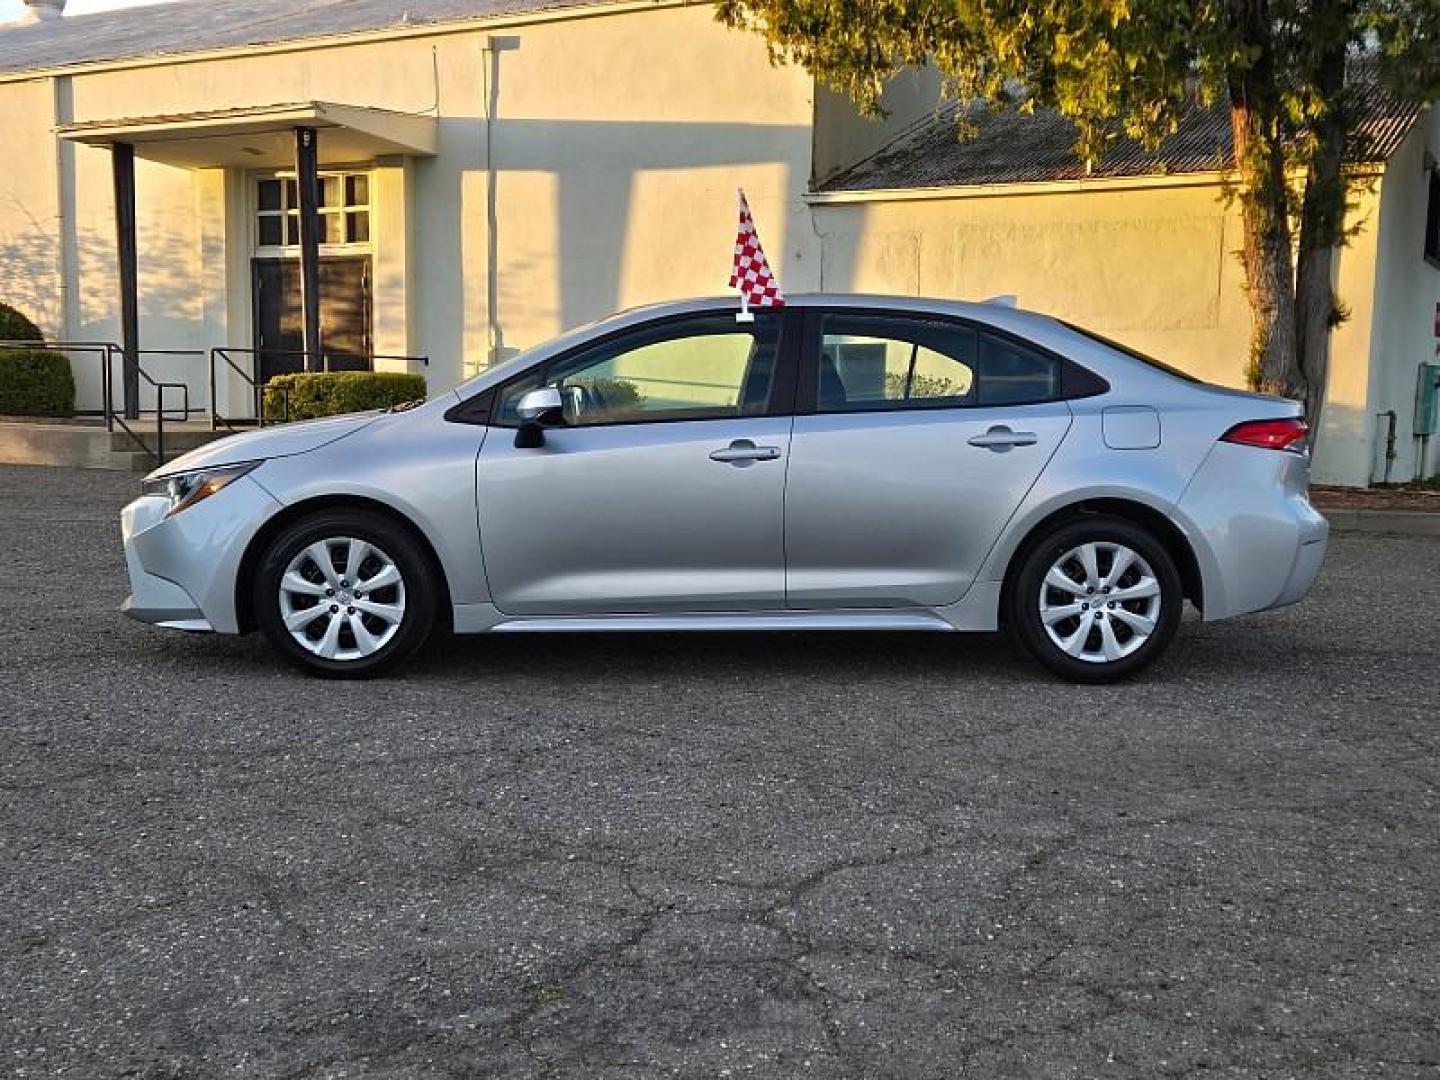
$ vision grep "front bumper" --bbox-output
[120,474,281,633]
[120,531,211,628]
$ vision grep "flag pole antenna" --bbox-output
[728,187,782,324]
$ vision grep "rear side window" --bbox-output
[814,313,1061,412]
[817,315,977,412]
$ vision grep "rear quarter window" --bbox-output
[976,333,1061,406]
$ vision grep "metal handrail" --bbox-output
[5,338,433,459]
[209,347,430,431]
[104,345,203,464]
[210,347,290,432]
[1,339,203,464]
[0,338,112,417]
[224,347,431,369]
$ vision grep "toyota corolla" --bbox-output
[120,295,1328,682]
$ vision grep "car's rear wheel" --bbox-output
[254,509,436,679]
[1009,516,1182,683]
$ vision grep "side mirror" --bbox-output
[514,386,564,449]
[517,386,564,423]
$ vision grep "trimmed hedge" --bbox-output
[0,303,43,345]
[0,349,76,416]
[263,371,427,422]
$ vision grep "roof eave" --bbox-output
[0,0,690,84]
[808,160,1392,203]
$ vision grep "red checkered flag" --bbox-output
[729,188,784,318]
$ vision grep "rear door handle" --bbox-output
[968,425,1038,451]
[709,439,782,464]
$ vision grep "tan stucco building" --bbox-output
[1,0,1437,485]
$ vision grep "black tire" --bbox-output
[1008,516,1183,684]
[254,509,437,679]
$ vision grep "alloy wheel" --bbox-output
[278,537,407,661]
[1038,541,1162,664]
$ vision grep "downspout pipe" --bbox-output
[481,35,519,372]
[51,75,71,342]
[482,38,500,371]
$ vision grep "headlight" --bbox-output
[141,461,260,517]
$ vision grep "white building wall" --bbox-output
[0,76,64,338]
[6,4,817,408]
[1365,107,1440,483]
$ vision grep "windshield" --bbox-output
[1058,321,1201,383]
[450,309,632,397]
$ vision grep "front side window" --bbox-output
[815,314,1060,412]
[498,313,781,426]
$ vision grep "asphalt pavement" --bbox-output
[1,463,1437,1078]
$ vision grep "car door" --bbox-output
[784,310,1074,608]
[476,310,796,615]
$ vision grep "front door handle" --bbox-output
[709,439,782,464]
[968,425,1039,451]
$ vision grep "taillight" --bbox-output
[1221,417,1309,452]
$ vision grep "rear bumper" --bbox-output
[1176,442,1329,620]
[1272,533,1328,610]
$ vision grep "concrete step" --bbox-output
[118,450,159,473]
[107,426,227,455]
[0,418,225,472]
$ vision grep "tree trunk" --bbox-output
[1227,0,1300,399]
[1295,241,1337,423]
[1293,44,1350,429]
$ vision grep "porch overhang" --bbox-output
[57,101,438,167]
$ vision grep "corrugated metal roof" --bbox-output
[0,0,631,76]
[821,74,1423,193]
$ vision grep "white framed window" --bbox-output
[254,170,372,254]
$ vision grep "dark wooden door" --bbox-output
[253,255,372,380]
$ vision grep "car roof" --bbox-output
[608,293,1071,342]
[620,292,1044,319]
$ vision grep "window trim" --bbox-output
[795,308,1106,416]
[474,308,802,430]
[251,167,375,259]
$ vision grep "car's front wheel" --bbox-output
[254,509,437,679]
[1009,516,1183,683]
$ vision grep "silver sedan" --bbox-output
[120,295,1328,682]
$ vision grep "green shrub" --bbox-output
[0,349,75,416]
[0,303,43,344]
[262,371,427,422]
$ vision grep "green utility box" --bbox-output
[1417,362,1440,438]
